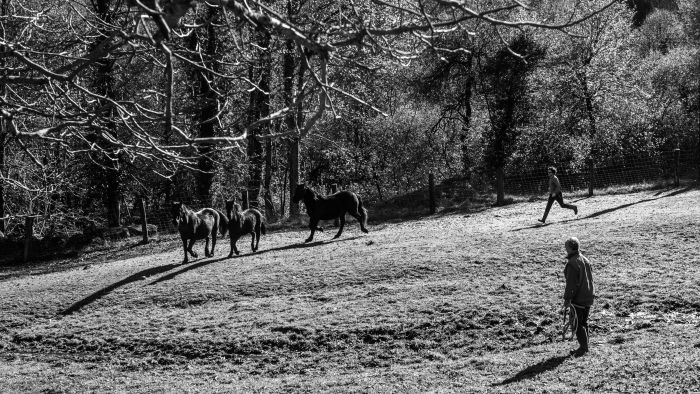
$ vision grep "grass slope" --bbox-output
[1,186,699,393]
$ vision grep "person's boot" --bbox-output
[573,327,589,357]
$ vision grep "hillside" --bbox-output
[1,186,699,393]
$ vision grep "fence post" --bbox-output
[241,190,249,210]
[139,197,149,244]
[331,183,339,226]
[587,159,594,197]
[23,216,34,263]
[674,148,680,187]
[429,173,436,214]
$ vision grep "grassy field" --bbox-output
[1,186,699,393]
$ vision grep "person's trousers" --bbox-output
[542,192,576,221]
[573,305,590,350]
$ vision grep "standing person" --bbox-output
[563,236,594,357]
[538,166,577,223]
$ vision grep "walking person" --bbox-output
[539,166,577,223]
[562,237,595,357]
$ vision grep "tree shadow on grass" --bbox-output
[59,263,180,316]
[492,354,570,386]
[148,236,362,286]
[511,186,695,232]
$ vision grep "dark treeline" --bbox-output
[0,0,698,238]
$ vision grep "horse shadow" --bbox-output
[59,262,180,316]
[148,236,362,286]
[511,186,695,232]
[492,354,570,386]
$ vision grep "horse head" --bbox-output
[225,199,242,220]
[171,202,184,226]
[292,184,309,203]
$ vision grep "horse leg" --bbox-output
[211,233,217,257]
[229,235,240,256]
[204,237,211,257]
[187,239,198,258]
[333,215,346,239]
[306,218,319,243]
[250,231,257,252]
[254,223,261,251]
[181,236,189,264]
[350,209,369,233]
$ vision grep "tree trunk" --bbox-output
[0,0,7,233]
[93,0,120,227]
[581,70,597,197]
[495,166,505,206]
[106,171,121,227]
[281,164,288,218]
[282,8,303,217]
[0,133,5,234]
[247,28,271,209]
[193,7,219,205]
[461,54,474,179]
[264,138,275,218]
[696,118,700,180]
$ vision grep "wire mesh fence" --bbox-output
[0,149,697,258]
[501,149,696,196]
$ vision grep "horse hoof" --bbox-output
[235,251,240,255]
[304,238,313,243]
[333,235,340,239]
[227,253,233,258]
[362,229,369,233]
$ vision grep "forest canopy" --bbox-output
[0,0,698,236]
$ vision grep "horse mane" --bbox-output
[305,186,329,202]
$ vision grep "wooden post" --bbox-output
[587,158,594,197]
[429,173,436,214]
[241,190,249,210]
[139,197,149,244]
[331,183,339,226]
[23,216,34,263]
[495,167,505,205]
[674,148,680,187]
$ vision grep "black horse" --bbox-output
[292,184,368,243]
[225,200,266,256]
[171,202,229,264]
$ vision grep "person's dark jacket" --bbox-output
[564,252,594,306]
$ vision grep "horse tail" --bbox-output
[216,209,229,237]
[358,195,369,231]
[252,209,267,235]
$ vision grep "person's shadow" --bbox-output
[492,354,570,386]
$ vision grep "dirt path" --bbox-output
[1,187,699,392]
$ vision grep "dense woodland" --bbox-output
[0,0,698,240]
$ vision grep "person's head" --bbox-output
[548,166,557,177]
[565,236,580,254]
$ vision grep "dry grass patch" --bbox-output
[1,187,699,392]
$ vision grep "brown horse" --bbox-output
[225,200,266,256]
[292,184,368,243]
[171,202,229,264]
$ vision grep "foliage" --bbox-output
[0,0,698,237]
